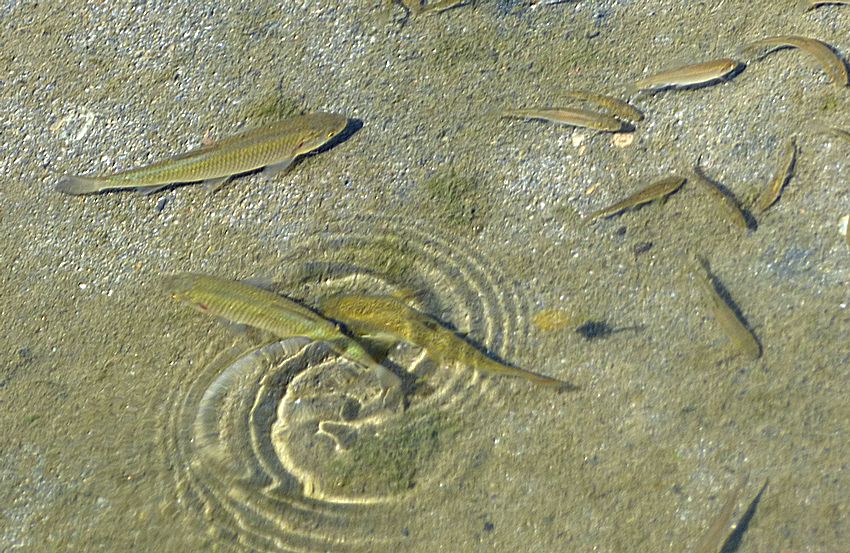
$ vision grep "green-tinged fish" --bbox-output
[634,58,741,91]
[741,35,847,86]
[562,90,644,123]
[165,273,401,393]
[691,159,749,230]
[754,138,796,214]
[692,474,751,553]
[57,112,348,195]
[320,294,571,390]
[691,257,761,360]
[502,107,626,132]
[588,174,685,221]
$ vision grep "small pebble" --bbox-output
[612,132,634,148]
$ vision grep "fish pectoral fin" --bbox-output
[218,318,251,336]
[213,315,278,344]
[261,158,296,179]
[242,276,275,291]
[358,332,402,359]
[136,184,169,195]
[203,176,231,192]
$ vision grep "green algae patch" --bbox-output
[283,232,420,288]
[349,234,421,283]
[240,87,304,125]
[532,308,574,332]
[814,90,844,116]
[323,410,459,497]
[421,170,490,233]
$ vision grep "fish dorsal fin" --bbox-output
[242,277,276,291]
[261,158,295,179]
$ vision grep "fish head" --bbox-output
[294,112,349,154]
[163,273,207,311]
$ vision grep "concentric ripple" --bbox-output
[160,214,537,552]
[275,213,533,368]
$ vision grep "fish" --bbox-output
[562,90,645,123]
[741,35,848,86]
[754,138,796,214]
[692,474,750,553]
[587,174,685,221]
[691,257,761,360]
[691,159,749,230]
[502,107,626,132]
[825,126,850,144]
[421,0,470,15]
[57,112,348,195]
[165,273,402,394]
[385,0,421,16]
[633,58,741,91]
[319,294,572,389]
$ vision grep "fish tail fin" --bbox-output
[526,372,579,392]
[55,175,111,195]
[501,109,526,119]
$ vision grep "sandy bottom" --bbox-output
[0,1,848,551]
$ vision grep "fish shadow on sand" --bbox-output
[720,479,769,553]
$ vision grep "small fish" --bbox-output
[691,257,761,360]
[57,112,348,195]
[502,107,625,132]
[754,138,796,214]
[634,58,741,91]
[320,294,571,389]
[386,0,421,16]
[587,174,685,221]
[421,0,470,15]
[165,273,401,394]
[741,35,848,86]
[691,159,749,230]
[692,474,750,553]
[562,90,644,123]
[824,126,850,144]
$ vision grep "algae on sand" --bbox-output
[238,86,305,125]
[421,169,490,233]
[324,410,459,496]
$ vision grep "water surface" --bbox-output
[0,1,848,551]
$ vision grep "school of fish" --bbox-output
[53,2,848,396]
[54,2,850,548]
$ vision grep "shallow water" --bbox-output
[1,1,848,551]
